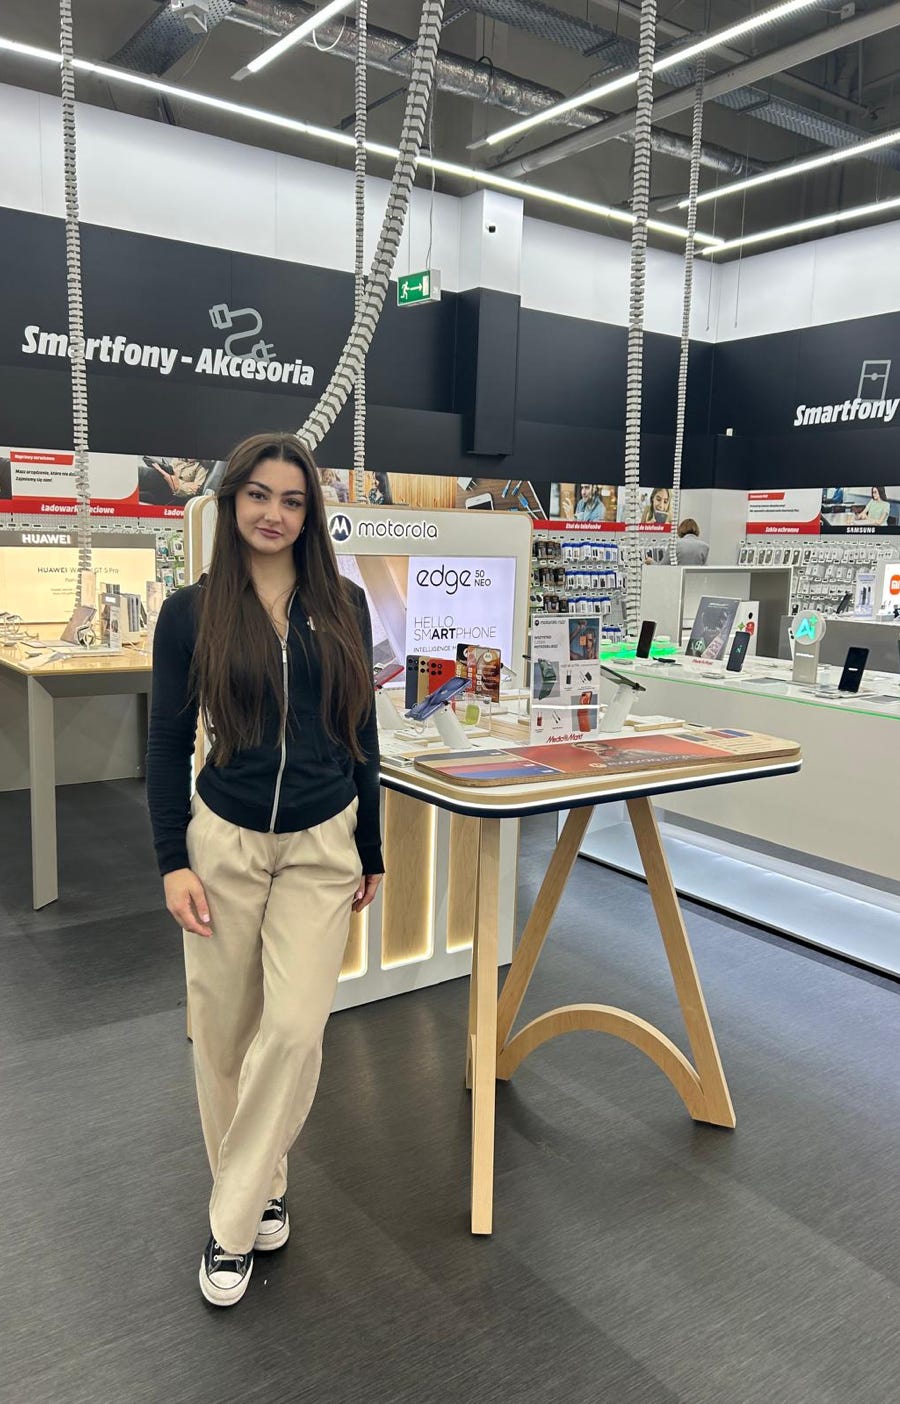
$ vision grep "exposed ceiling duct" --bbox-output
[488,0,900,178]
[225,0,755,177]
[587,0,871,118]
[109,0,239,73]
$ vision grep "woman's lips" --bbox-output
[258,527,282,539]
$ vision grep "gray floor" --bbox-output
[2,781,900,1404]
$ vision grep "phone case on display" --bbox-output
[404,655,430,709]
[425,656,458,694]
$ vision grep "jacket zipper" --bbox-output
[268,590,295,833]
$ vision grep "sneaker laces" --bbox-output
[212,1242,250,1270]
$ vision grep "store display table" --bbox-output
[379,730,801,1235]
[0,646,152,908]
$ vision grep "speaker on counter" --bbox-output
[454,289,520,457]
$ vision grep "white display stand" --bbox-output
[641,565,792,659]
[184,498,533,1012]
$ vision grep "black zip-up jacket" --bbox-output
[146,581,383,878]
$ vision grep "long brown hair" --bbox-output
[191,432,371,766]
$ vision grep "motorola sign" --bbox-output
[328,513,353,543]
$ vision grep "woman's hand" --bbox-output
[353,874,383,913]
[163,868,212,937]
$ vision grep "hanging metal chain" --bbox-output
[352,0,367,503]
[298,0,445,452]
[59,0,92,596]
[669,57,706,565]
[622,0,658,635]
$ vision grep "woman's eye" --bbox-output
[248,491,265,501]
[286,500,304,510]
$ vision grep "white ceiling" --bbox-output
[2,0,900,251]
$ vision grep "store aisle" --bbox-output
[1,781,899,1404]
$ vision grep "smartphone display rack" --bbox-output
[155,528,186,595]
[736,537,898,616]
[531,529,624,626]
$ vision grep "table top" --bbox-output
[0,644,152,677]
[379,731,802,819]
[617,656,900,722]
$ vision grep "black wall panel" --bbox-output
[10,203,896,493]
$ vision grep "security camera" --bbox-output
[170,0,212,35]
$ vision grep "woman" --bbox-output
[146,432,383,1309]
[674,517,710,565]
[574,484,606,523]
[641,487,671,526]
[858,486,891,526]
[367,471,393,506]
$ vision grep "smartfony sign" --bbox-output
[794,359,899,428]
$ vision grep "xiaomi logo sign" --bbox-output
[889,574,900,596]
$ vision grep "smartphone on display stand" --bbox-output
[635,619,656,659]
[375,661,404,689]
[726,631,751,673]
[406,674,471,722]
[838,646,869,693]
[465,493,494,510]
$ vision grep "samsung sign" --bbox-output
[794,358,899,428]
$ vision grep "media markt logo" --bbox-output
[794,359,899,428]
[329,513,353,543]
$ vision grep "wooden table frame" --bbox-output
[0,652,152,908]
[381,751,801,1235]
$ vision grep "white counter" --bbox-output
[578,657,900,975]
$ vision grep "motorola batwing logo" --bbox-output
[329,513,353,542]
[794,617,816,641]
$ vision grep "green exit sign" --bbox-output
[397,268,441,306]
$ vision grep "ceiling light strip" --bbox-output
[235,0,356,80]
[700,194,900,256]
[680,126,900,208]
[0,35,719,245]
[472,0,818,150]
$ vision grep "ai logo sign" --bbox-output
[328,513,353,543]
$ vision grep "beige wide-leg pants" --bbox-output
[184,793,362,1254]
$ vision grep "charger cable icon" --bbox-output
[209,303,276,362]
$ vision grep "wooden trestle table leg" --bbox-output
[468,816,501,1235]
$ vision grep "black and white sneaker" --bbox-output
[199,1235,254,1307]
[254,1196,290,1252]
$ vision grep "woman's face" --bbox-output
[235,457,308,559]
[653,489,670,514]
[580,484,592,500]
